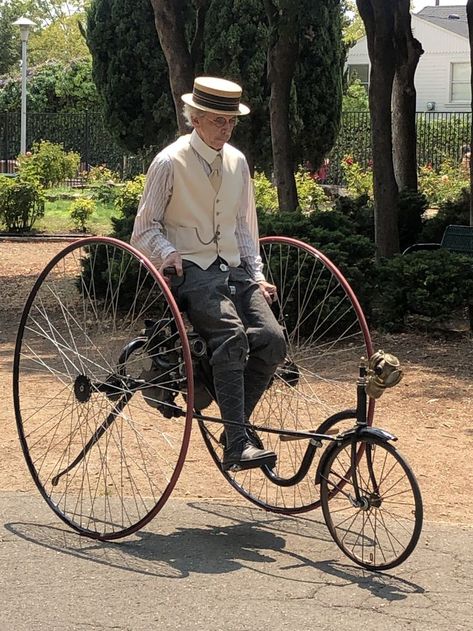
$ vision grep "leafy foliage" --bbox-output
[373,250,473,331]
[292,0,344,170]
[0,59,100,112]
[86,0,344,169]
[86,0,176,153]
[70,197,96,231]
[111,175,145,241]
[342,78,369,112]
[0,1,24,76]
[17,140,80,187]
[420,189,471,243]
[418,159,469,207]
[254,169,329,214]
[28,13,91,66]
[340,155,373,197]
[203,0,271,170]
[257,205,376,314]
[0,174,45,232]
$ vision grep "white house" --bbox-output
[347,4,471,112]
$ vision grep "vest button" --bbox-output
[219,263,229,272]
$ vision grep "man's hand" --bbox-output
[258,280,277,305]
[159,252,183,285]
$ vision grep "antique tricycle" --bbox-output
[12,235,423,571]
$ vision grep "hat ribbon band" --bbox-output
[193,87,241,112]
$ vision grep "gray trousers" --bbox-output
[171,258,287,447]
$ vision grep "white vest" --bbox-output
[163,134,243,269]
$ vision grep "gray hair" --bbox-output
[182,104,206,128]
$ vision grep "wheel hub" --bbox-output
[355,493,382,510]
[74,374,92,403]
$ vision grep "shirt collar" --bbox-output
[190,129,222,164]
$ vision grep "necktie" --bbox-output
[209,153,222,192]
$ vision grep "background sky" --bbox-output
[412,0,467,13]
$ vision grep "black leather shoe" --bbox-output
[222,440,277,472]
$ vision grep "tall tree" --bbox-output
[356,0,399,258]
[203,0,271,173]
[392,0,423,192]
[264,0,299,211]
[87,0,175,152]
[467,0,473,226]
[0,1,25,76]
[294,1,344,173]
[149,0,207,133]
[86,0,344,208]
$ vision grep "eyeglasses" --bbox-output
[205,115,238,128]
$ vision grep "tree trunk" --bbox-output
[392,1,423,191]
[150,0,196,134]
[357,0,399,258]
[467,0,473,226]
[264,0,299,212]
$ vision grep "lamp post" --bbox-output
[13,17,35,155]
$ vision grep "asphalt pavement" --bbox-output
[0,492,471,631]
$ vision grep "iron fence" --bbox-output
[0,111,145,178]
[326,110,472,185]
[1,110,471,185]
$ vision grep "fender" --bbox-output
[314,426,397,485]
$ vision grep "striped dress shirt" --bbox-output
[131,130,265,281]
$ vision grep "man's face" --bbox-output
[193,113,238,150]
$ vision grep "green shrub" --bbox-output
[340,155,373,198]
[254,169,331,214]
[420,189,470,243]
[253,171,280,214]
[398,189,428,251]
[17,140,80,188]
[86,165,120,184]
[0,175,45,232]
[335,194,374,240]
[258,207,377,316]
[111,175,146,241]
[294,169,331,212]
[418,159,469,207]
[334,189,427,252]
[374,250,473,331]
[70,197,96,232]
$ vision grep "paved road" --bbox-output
[0,492,471,631]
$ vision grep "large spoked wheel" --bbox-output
[13,237,194,540]
[320,436,423,571]
[200,236,374,513]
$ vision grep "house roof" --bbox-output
[416,5,468,38]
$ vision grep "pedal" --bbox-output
[226,455,277,473]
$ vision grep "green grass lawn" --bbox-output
[35,192,117,235]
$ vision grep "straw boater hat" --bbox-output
[181,77,250,116]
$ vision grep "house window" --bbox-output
[348,64,369,90]
[450,62,471,103]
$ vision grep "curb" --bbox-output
[0,233,85,243]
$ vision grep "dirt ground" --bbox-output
[0,239,472,526]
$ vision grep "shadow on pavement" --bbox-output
[4,500,425,602]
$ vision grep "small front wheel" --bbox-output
[320,436,423,571]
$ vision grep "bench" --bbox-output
[403,224,473,256]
